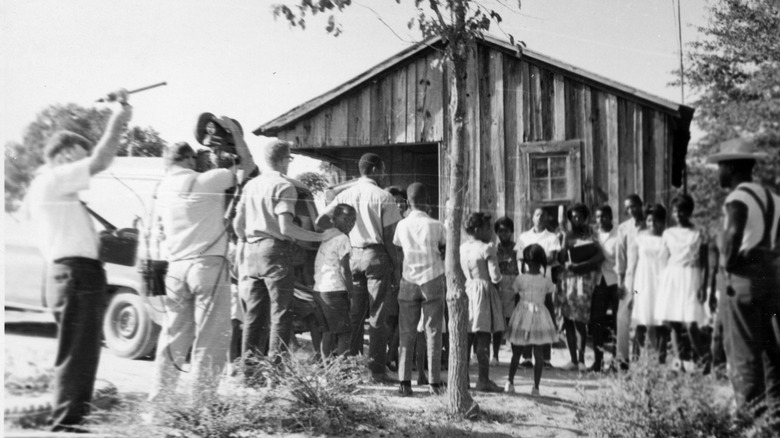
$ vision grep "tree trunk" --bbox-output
[444,38,478,417]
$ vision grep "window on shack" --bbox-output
[530,154,569,202]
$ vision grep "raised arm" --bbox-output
[220,117,256,183]
[88,90,133,175]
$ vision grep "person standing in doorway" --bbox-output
[708,138,780,423]
[25,90,132,432]
[317,153,403,383]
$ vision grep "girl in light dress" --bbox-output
[627,203,670,362]
[656,194,709,368]
[460,212,504,392]
[505,244,558,396]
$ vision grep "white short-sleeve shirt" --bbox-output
[25,160,99,262]
[314,228,352,292]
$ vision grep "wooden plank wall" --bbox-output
[274,44,680,231]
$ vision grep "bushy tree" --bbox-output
[295,171,329,194]
[4,103,167,212]
[271,0,522,415]
[682,0,780,232]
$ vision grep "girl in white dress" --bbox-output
[627,204,669,361]
[657,194,709,367]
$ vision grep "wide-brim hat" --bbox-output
[707,137,767,163]
[194,112,243,146]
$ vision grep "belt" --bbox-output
[353,244,384,249]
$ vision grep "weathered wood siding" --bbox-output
[275,44,680,227]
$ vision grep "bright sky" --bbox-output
[1,0,709,174]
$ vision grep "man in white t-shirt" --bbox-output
[313,204,356,358]
[516,208,561,367]
[25,91,132,432]
[709,137,780,422]
[151,122,256,402]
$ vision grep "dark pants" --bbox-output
[590,278,618,367]
[349,246,392,374]
[240,238,295,365]
[724,274,780,420]
[46,257,108,431]
[635,325,669,364]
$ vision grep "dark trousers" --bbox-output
[46,257,107,431]
[349,246,392,374]
[240,239,295,365]
[635,325,669,364]
[590,278,618,367]
[724,274,780,419]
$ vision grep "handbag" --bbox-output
[82,202,139,266]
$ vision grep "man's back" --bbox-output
[394,210,445,285]
[333,178,401,247]
[157,167,234,260]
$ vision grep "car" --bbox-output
[5,156,321,360]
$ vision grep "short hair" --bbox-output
[406,183,428,205]
[522,243,547,272]
[566,203,590,223]
[333,203,356,218]
[386,185,406,199]
[595,204,613,217]
[625,194,644,206]
[494,216,514,233]
[464,212,492,236]
[645,203,667,224]
[43,130,93,163]
[358,153,384,176]
[671,194,695,215]
[165,142,195,167]
[264,139,291,166]
[725,159,756,174]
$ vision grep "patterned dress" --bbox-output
[496,241,520,319]
[559,230,600,323]
[460,239,505,333]
[506,274,558,345]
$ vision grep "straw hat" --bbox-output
[707,137,767,163]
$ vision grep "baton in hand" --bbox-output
[97,81,167,103]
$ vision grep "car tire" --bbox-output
[103,292,160,360]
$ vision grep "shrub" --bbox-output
[577,352,776,437]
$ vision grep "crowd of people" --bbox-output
[24,91,780,431]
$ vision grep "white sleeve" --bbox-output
[51,160,91,195]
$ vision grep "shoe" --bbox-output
[430,382,446,395]
[520,359,534,368]
[371,372,398,385]
[544,360,554,369]
[475,380,502,392]
[491,357,499,366]
[578,363,587,372]
[531,387,540,397]
[560,361,577,371]
[503,382,515,393]
[398,381,413,397]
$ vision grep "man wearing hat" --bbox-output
[317,153,403,383]
[709,137,780,420]
[150,118,256,403]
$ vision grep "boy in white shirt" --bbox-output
[314,204,357,357]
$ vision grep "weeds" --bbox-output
[4,355,54,396]
[577,352,778,437]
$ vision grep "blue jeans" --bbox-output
[46,257,107,431]
[240,238,295,364]
[349,246,392,374]
[398,275,444,384]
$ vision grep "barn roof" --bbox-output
[254,34,692,137]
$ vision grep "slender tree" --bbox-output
[271,0,522,415]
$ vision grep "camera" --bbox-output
[194,112,243,162]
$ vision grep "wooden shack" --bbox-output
[254,35,694,230]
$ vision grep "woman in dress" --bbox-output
[656,194,709,369]
[628,203,669,362]
[460,212,504,392]
[558,204,604,371]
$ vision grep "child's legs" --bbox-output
[509,344,523,383]
[398,279,423,383]
[474,332,491,382]
[575,320,587,361]
[563,318,579,363]
[647,325,669,364]
[533,345,545,389]
[492,331,503,360]
[522,345,533,360]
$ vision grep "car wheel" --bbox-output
[103,292,160,359]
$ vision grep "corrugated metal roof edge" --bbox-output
[254,34,693,137]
